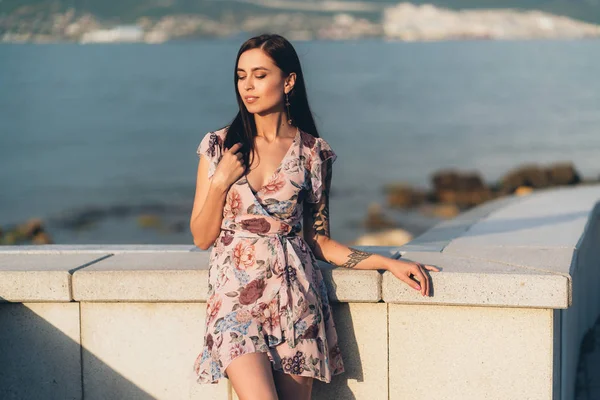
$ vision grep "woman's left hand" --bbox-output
[385,259,440,297]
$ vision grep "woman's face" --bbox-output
[236,48,293,115]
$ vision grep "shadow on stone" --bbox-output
[0,300,155,400]
[309,268,363,399]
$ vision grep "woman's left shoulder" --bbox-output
[299,130,333,151]
[299,130,337,165]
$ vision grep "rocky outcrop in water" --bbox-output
[0,218,53,245]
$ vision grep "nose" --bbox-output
[244,76,254,91]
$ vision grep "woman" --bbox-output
[190,33,439,400]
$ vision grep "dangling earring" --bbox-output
[285,92,292,125]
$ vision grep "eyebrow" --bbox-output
[236,67,270,72]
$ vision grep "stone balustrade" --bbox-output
[1,184,599,400]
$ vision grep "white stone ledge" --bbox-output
[72,253,212,302]
[0,254,110,302]
[383,252,569,308]
[0,247,387,303]
[0,244,195,254]
[385,185,600,309]
[1,186,598,400]
[2,186,598,309]
[71,252,384,303]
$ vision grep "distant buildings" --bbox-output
[80,25,144,44]
[382,3,600,41]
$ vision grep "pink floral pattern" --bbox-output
[262,171,286,195]
[224,189,242,219]
[194,126,343,384]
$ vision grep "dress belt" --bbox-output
[225,229,307,349]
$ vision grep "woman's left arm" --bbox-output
[302,158,440,297]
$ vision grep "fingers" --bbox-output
[420,264,430,296]
[394,260,438,297]
[228,143,243,153]
[412,263,427,297]
[424,264,441,272]
[398,273,421,291]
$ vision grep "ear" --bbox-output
[285,72,297,93]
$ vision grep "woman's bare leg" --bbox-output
[272,370,314,400]
[226,352,279,400]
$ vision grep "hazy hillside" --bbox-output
[2,0,600,25]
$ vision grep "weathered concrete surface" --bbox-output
[0,303,81,400]
[383,251,569,308]
[72,251,387,303]
[72,252,211,302]
[2,185,599,399]
[80,302,228,400]
[389,304,554,400]
[0,244,195,254]
[0,253,110,302]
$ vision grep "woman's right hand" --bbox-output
[211,143,245,190]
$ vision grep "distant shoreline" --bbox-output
[3,3,600,44]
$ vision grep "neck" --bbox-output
[253,112,294,142]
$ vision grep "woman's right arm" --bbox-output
[190,142,244,249]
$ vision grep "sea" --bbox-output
[1,38,600,245]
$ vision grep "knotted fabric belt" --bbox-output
[224,228,308,349]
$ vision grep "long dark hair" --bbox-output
[221,33,320,171]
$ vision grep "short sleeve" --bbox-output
[307,137,337,204]
[196,131,223,179]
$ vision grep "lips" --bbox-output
[244,96,259,103]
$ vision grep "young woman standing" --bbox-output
[190,34,439,400]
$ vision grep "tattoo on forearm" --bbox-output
[311,202,330,237]
[340,248,372,269]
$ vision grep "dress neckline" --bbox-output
[246,127,300,195]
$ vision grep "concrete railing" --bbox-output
[1,184,599,400]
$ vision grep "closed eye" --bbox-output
[237,75,266,80]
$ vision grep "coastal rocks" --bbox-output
[515,186,534,196]
[432,170,494,208]
[418,203,460,219]
[358,202,415,246]
[384,162,589,222]
[137,214,162,229]
[385,169,496,212]
[500,162,581,193]
[1,201,192,246]
[352,228,413,247]
[500,164,550,192]
[549,163,582,186]
[50,202,188,230]
[364,203,397,230]
[0,218,53,245]
[432,170,486,192]
[384,184,429,208]
[434,189,494,208]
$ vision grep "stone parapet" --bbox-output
[1,185,599,399]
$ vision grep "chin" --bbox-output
[246,105,269,114]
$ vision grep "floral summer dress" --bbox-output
[193,126,345,384]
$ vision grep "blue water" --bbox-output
[1,39,600,244]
